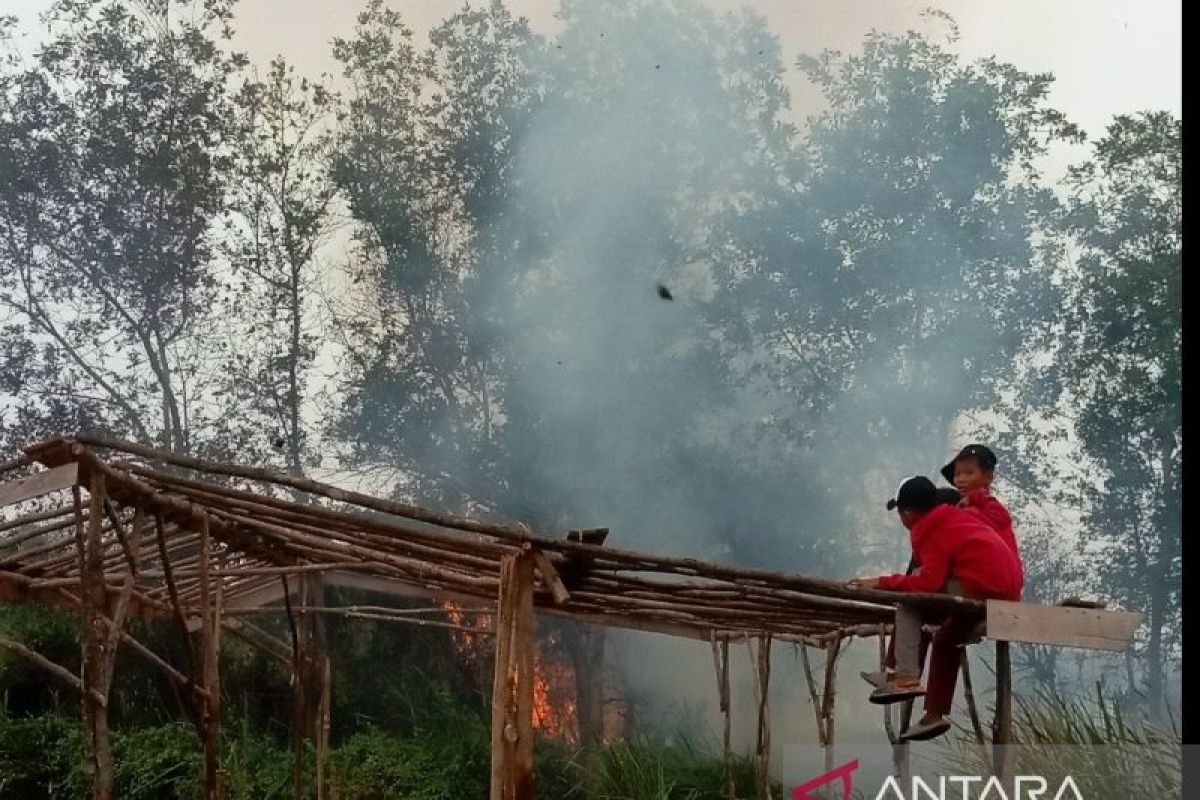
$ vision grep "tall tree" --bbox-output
[708,21,1080,570]
[1061,112,1181,712]
[0,0,243,455]
[219,56,339,474]
[329,0,504,508]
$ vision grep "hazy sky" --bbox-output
[6,1,1180,151]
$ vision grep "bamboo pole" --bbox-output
[821,636,841,779]
[198,512,221,800]
[710,634,734,800]
[751,635,772,800]
[0,510,82,551]
[490,552,536,800]
[53,586,203,695]
[78,473,115,800]
[0,504,74,533]
[283,574,305,800]
[57,439,981,617]
[0,634,105,705]
[961,650,986,745]
[798,644,826,747]
[317,654,331,800]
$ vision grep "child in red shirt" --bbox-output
[941,444,1020,566]
[849,475,1023,741]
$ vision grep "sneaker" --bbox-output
[868,678,926,705]
[898,717,952,742]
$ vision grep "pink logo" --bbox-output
[791,759,859,800]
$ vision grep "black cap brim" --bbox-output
[939,460,955,483]
[886,498,899,511]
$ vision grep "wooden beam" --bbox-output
[0,634,105,707]
[490,552,535,800]
[0,462,78,509]
[531,550,570,604]
[985,600,1141,651]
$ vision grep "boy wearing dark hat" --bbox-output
[861,486,961,688]
[848,475,1023,741]
[942,444,1019,561]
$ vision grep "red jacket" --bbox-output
[962,488,1019,560]
[877,504,1023,600]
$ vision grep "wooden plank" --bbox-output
[985,600,1141,651]
[0,463,78,509]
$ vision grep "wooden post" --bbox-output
[198,512,222,800]
[287,572,329,800]
[896,700,914,787]
[992,641,1013,785]
[76,475,115,800]
[711,635,734,800]
[879,626,911,783]
[961,650,991,757]
[751,635,772,800]
[821,637,841,778]
[798,644,826,747]
[490,551,536,800]
[317,654,332,800]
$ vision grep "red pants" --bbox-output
[892,580,985,717]
[922,612,979,716]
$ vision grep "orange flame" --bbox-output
[441,600,579,742]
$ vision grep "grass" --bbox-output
[932,682,1181,798]
[0,710,770,799]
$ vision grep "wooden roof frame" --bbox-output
[0,434,1143,800]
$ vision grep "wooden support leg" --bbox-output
[317,654,332,800]
[821,637,841,779]
[711,635,734,800]
[879,626,910,784]
[961,650,986,745]
[282,575,305,800]
[752,635,772,800]
[198,513,222,800]
[490,552,536,800]
[992,641,1013,785]
[287,572,329,800]
[798,644,826,748]
[896,700,914,787]
[572,624,606,746]
[76,478,114,800]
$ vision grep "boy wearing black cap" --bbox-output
[848,475,1023,741]
[861,487,961,688]
[942,444,1019,561]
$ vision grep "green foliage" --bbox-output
[937,683,1181,797]
[1061,112,1182,705]
[0,0,1182,794]
[326,725,489,800]
[0,0,244,454]
[0,712,88,798]
[0,711,772,800]
[0,605,80,716]
[574,736,764,800]
[111,722,203,799]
